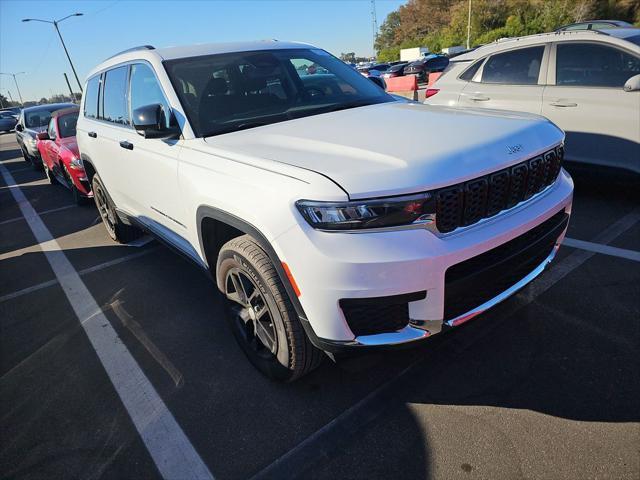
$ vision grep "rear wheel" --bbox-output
[92,174,143,243]
[217,235,323,382]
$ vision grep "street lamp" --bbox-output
[0,72,25,105]
[22,13,84,92]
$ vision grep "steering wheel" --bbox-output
[304,86,326,98]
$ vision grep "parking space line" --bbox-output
[250,207,640,480]
[0,204,76,226]
[0,248,159,304]
[0,164,214,480]
[562,237,640,262]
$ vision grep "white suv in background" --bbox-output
[77,40,573,381]
[426,29,640,173]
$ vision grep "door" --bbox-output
[459,45,548,114]
[542,42,640,170]
[125,62,186,243]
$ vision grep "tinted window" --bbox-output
[556,43,640,87]
[58,112,78,138]
[482,46,544,85]
[24,107,61,128]
[129,63,171,129]
[459,60,482,81]
[165,48,392,137]
[84,76,100,119]
[47,118,57,140]
[102,66,130,125]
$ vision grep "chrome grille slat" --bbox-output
[435,146,564,233]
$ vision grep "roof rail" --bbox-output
[105,45,155,61]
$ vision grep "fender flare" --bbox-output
[196,205,328,350]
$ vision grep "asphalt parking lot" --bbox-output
[1,132,638,480]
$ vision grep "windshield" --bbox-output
[25,107,64,129]
[58,112,78,138]
[164,48,393,137]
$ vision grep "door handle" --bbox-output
[119,140,134,150]
[470,95,490,102]
[88,131,97,138]
[550,101,578,107]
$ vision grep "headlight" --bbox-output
[69,157,83,170]
[296,192,435,231]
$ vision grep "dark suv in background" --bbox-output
[15,103,75,169]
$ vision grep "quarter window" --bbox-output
[129,63,171,129]
[556,43,640,87]
[101,66,130,125]
[459,60,482,81]
[481,46,544,85]
[84,76,100,119]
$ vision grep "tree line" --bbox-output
[375,0,640,62]
[0,92,81,109]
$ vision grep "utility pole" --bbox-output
[22,13,84,92]
[64,73,77,102]
[466,0,472,50]
[371,0,378,58]
[0,72,25,105]
[6,90,15,104]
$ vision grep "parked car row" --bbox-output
[0,108,20,133]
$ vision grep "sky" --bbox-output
[0,0,405,102]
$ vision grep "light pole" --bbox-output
[22,13,84,92]
[466,0,472,50]
[0,72,25,105]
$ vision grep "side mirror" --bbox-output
[132,103,180,139]
[368,76,386,90]
[15,124,23,132]
[623,74,640,92]
[36,131,49,141]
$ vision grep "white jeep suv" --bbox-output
[77,41,573,381]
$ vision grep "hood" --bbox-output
[204,102,564,199]
[59,137,79,157]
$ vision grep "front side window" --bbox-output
[58,112,78,138]
[129,63,171,129]
[164,48,393,137]
[84,76,100,119]
[47,118,57,140]
[101,66,130,125]
[556,43,640,87]
[481,46,544,85]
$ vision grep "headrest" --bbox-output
[203,77,228,97]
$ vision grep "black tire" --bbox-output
[217,235,323,382]
[62,164,88,206]
[21,148,31,165]
[92,174,143,243]
[30,154,42,171]
[44,162,58,185]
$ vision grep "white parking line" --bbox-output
[0,163,214,480]
[0,247,159,304]
[250,207,640,480]
[563,237,640,262]
[0,204,76,226]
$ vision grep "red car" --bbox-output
[36,107,92,204]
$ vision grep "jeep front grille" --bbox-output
[435,146,563,233]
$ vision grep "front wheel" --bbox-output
[217,235,323,382]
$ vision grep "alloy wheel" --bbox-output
[224,267,278,358]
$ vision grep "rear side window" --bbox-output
[101,66,130,125]
[459,60,482,81]
[556,43,640,87]
[84,76,100,119]
[481,46,544,85]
